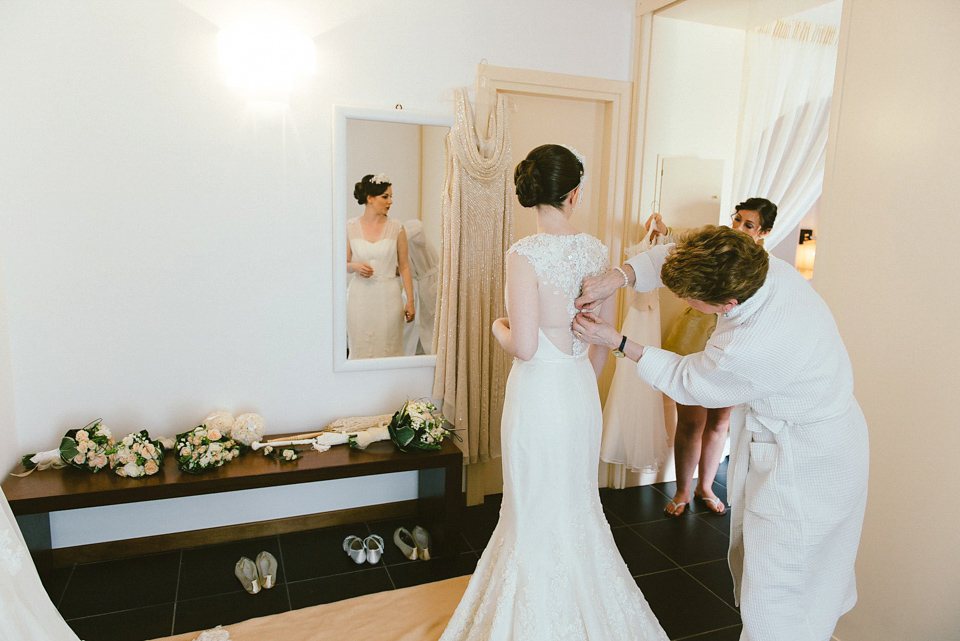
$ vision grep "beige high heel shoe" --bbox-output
[255,551,278,589]
[393,527,418,560]
[412,525,431,560]
[235,557,261,594]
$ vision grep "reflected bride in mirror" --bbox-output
[346,174,415,359]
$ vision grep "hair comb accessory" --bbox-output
[371,173,390,184]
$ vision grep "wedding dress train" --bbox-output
[439,233,667,641]
[1,488,81,641]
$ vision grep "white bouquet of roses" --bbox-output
[174,424,243,474]
[108,430,165,478]
[387,399,458,453]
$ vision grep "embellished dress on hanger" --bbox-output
[439,233,668,641]
[346,216,405,359]
[600,230,668,474]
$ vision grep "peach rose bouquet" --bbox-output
[174,424,243,474]
[108,430,165,478]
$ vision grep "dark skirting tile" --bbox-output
[599,484,672,525]
[387,552,478,590]
[683,559,737,608]
[173,584,290,635]
[39,564,74,607]
[66,603,174,641]
[632,517,729,567]
[459,495,503,552]
[278,523,373,582]
[678,624,743,640]
[59,550,180,618]
[287,566,394,610]
[635,569,741,640]
[610,525,676,576]
[179,535,283,600]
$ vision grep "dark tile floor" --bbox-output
[42,459,739,641]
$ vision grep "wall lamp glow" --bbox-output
[217,23,316,93]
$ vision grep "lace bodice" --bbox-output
[508,233,609,357]
[347,217,402,281]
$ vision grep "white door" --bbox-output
[655,156,724,342]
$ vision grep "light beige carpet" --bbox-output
[151,575,470,641]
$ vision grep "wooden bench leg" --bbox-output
[417,462,462,560]
[16,512,53,570]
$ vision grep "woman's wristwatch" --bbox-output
[612,335,628,358]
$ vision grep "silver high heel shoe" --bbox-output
[235,557,261,594]
[363,534,384,564]
[412,525,431,560]
[255,551,278,589]
[343,535,367,564]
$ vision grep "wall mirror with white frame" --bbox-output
[332,105,452,372]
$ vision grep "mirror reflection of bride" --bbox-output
[345,174,416,359]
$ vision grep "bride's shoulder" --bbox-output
[507,233,545,256]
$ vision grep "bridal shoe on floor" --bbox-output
[343,535,367,564]
[393,527,418,560]
[235,557,261,594]
[412,525,431,560]
[363,534,384,564]
[255,551,278,588]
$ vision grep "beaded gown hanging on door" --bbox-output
[439,233,668,641]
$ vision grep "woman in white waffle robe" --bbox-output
[439,144,668,641]
[574,225,869,641]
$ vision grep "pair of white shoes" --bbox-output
[394,526,431,561]
[343,534,384,565]
[234,551,278,595]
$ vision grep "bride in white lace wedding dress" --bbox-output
[439,145,667,641]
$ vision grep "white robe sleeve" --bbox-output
[636,345,775,409]
[623,243,672,293]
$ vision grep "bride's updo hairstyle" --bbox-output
[514,144,584,209]
[354,174,392,205]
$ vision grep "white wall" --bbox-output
[639,16,744,237]
[0,255,18,475]
[0,0,633,546]
[820,1,960,639]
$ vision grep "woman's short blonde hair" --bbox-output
[661,225,769,305]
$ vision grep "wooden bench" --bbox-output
[2,436,463,567]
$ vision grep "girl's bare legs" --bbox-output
[667,403,707,515]
[695,406,732,513]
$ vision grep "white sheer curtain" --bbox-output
[733,20,839,250]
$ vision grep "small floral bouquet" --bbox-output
[174,424,243,474]
[260,444,304,461]
[387,399,458,453]
[108,430,165,478]
[19,419,116,474]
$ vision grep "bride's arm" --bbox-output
[587,289,617,378]
[493,252,538,360]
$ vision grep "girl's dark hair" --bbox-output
[353,174,391,205]
[514,144,583,209]
[735,197,778,232]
